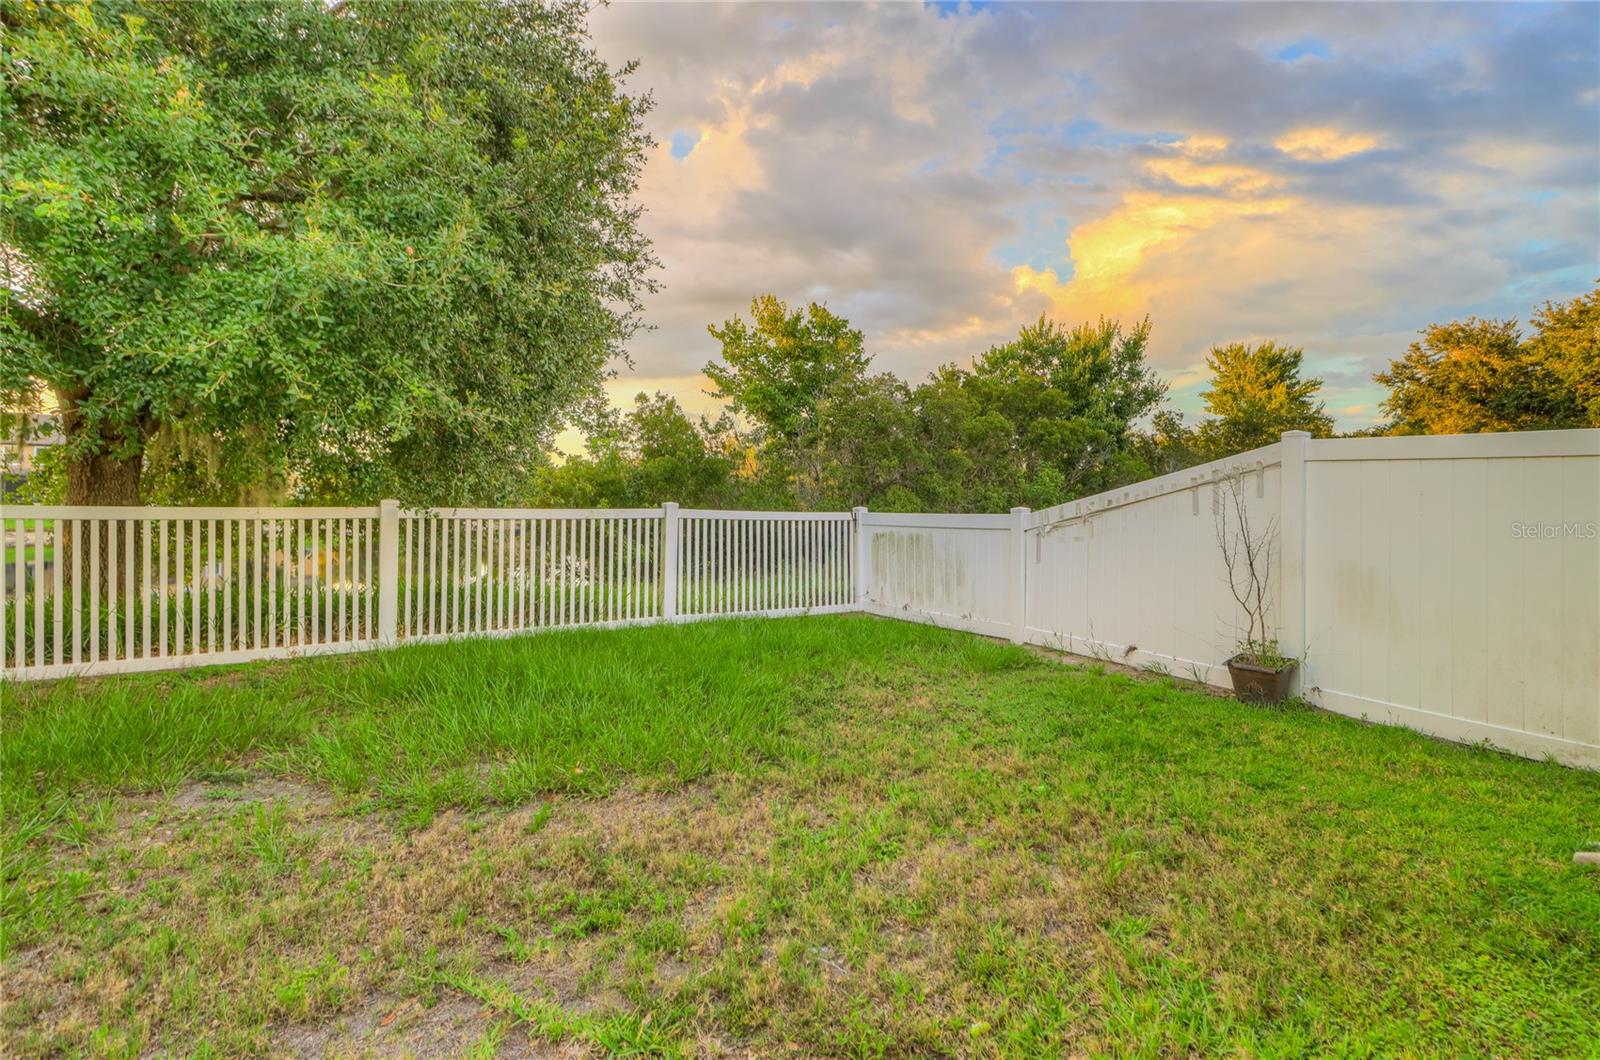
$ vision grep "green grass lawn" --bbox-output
[3,616,1597,1056]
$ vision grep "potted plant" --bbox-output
[1214,468,1298,702]
[1224,637,1297,703]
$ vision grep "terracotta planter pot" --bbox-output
[1225,655,1297,703]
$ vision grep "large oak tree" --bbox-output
[2,0,655,505]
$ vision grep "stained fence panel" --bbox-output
[1301,432,1600,766]
[858,512,1014,637]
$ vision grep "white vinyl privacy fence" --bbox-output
[6,429,1598,768]
[860,428,1599,769]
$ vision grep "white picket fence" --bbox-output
[2,504,855,680]
[6,429,1597,768]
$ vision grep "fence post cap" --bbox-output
[661,501,679,511]
[1281,430,1312,440]
[1010,506,1031,515]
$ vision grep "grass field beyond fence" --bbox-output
[3,615,1597,1055]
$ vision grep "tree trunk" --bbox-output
[58,387,146,506]
[64,444,143,507]
[55,389,148,596]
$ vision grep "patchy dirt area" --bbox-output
[4,772,765,1056]
[272,991,586,1059]
[166,774,338,814]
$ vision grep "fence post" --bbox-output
[661,502,680,622]
[1278,432,1310,690]
[377,498,400,646]
[1010,506,1029,644]
[852,507,869,610]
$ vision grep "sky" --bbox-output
[573,0,1600,448]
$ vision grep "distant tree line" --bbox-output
[530,284,1598,513]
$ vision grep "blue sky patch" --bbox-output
[669,129,701,161]
[927,0,996,17]
[1275,38,1333,63]
[991,211,1073,276]
[1062,118,1182,149]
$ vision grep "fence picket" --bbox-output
[89,520,99,665]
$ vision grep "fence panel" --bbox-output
[1300,430,1599,767]
[678,510,855,619]
[4,504,859,678]
[3,506,381,678]
[1024,444,1283,683]
[858,512,1014,636]
[396,508,666,642]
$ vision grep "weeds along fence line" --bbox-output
[3,504,856,679]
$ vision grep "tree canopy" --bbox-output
[535,284,1596,515]
[1524,287,1600,426]
[2,0,655,504]
[546,309,1174,515]
[702,295,870,507]
[1194,341,1334,455]
[943,316,1166,503]
[1375,288,1597,435]
[529,393,740,509]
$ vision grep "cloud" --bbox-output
[1012,191,1294,319]
[1275,127,1382,161]
[1146,156,1284,194]
[585,1,1599,434]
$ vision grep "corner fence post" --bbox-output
[377,498,400,646]
[661,502,680,622]
[852,506,869,610]
[1010,506,1029,644]
[1278,431,1310,691]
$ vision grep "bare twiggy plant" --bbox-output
[1214,469,1288,668]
